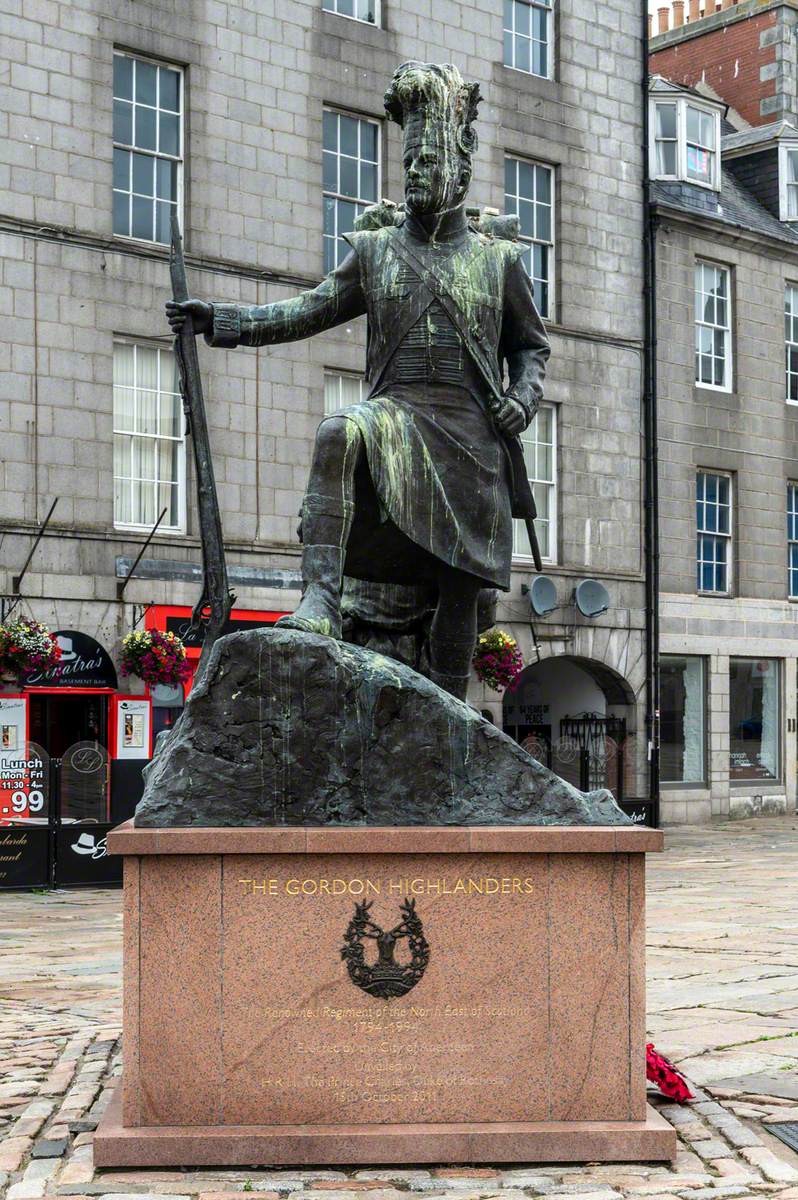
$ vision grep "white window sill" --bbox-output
[113,233,170,251]
[323,9,378,25]
[695,381,732,394]
[114,523,185,537]
[502,63,553,82]
[652,172,718,191]
[513,555,557,568]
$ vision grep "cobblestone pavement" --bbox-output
[3,818,798,1200]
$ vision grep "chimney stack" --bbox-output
[689,0,700,20]
[658,5,670,33]
[648,11,653,37]
[673,0,685,26]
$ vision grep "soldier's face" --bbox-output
[403,137,451,214]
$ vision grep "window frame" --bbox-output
[504,154,555,320]
[694,260,733,393]
[322,108,382,274]
[786,283,798,405]
[512,401,557,565]
[648,96,721,191]
[788,482,798,600]
[778,142,798,221]
[112,50,185,248]
[112,337,187,535]
[659,654,708,787]
[728,657,781,785]
[503,0,554,81]
[323,369,368,415]
[696,468,733,596]
[322,0,380,25]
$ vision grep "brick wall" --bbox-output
[650,9,778,126]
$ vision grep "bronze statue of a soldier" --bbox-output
[167,61,550,699]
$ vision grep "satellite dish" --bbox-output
[574,579,610,618]
[528,575,558,617]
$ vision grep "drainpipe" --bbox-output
[642,0,661,826]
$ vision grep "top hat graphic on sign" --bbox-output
[56,635,76,661]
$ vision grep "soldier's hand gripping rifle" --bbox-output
[169,214,235,678]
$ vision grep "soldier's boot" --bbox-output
[276,495,353,639]
[428,635,476,702]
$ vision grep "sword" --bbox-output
[169,213,235,677]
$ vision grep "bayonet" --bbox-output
[169,214,235,677]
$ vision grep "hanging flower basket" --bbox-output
[472,628,524,693]
[0,616,62,683]
[120,630,191,687]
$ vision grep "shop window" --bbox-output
[113,340,186,532]
[113,52,183,245]
[660,656,706,784]
[323,110,380,273]
[514,402,556,562]
[729,658,780,782]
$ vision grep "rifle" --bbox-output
[169,214,235,678]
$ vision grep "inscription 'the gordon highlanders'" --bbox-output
[341,899,430,999]
[237,876,536,896]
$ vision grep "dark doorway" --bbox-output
[29,692,108,761]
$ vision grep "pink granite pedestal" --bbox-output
[95,823,675,1166]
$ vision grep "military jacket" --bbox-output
[204,206,551,589]
[206,207,550,428]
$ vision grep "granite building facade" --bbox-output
[0,0,650,826]
[650,2,798,822]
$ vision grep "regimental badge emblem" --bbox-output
[341,899,430,999]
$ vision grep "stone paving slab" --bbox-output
[3,819,798,1200]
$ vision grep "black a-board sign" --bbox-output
[0,823,123,889]
[618,799,658,827]
[55,824,121,887]
[0,825,49,888]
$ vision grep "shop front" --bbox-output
[1,608,289,888]
[659,653,789,823]
[0,630,151,889]
[143,604,288,737]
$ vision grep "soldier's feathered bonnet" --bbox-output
[384,61,481,170]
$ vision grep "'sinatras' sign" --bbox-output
[24,631,118,689]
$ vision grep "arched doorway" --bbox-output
[503,656,637,802]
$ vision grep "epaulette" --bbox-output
[354,199,403,231]
[354,200,521,242]
[466,207,521,242]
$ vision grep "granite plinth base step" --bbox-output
[95,1088,676,1166]
[107,823,670,1167]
